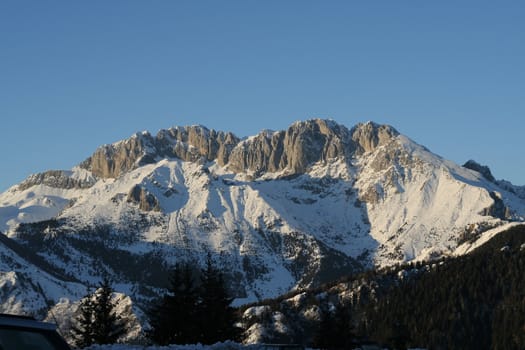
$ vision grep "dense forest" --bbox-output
[243,225,525,350]
[361,225,525,349]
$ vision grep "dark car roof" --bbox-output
[0,314,56,331]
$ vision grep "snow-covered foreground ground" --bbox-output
[85,343,269,350]
[83,343,425,350]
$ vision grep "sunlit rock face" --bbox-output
[79,119,401,180]
[80,126,239,178]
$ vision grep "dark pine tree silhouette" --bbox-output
[197,253,241,344]
[70,278,126,346]
[148,262,200,345]
[148,256,240,345]
[312,302,355,350]
[70,288,95,348]
[311,305,337,349]
[91,278,126,344]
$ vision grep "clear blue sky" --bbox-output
[1,0,524,191]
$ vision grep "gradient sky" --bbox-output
[1,0,524,191]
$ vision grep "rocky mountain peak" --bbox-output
[79,125,239,178]
[463,159,496,182]
[350,121,399,155]
[226,118,353,175]
[154,125,239,165]
[78,119,402,180]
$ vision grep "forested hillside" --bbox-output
[363,224,525,349]
[241,225,525,349]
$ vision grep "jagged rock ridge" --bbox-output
[79,126,239,178]
[18,170,97,191]
[78,120,400,181]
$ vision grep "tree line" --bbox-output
[311,225,525,349]
[70,253,240,348]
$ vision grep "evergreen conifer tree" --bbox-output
[312,302,355,349]
[148,262,200,345]
[70,278,126,347]
[198,253,240,344]
[148,256,240,345]
[333,302,355,348]
[70,289,95,348]
[311,305,336,349]
[92,278,126,344]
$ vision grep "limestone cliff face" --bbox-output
[350,122,399,155]
[18,170,96,191]
[227,120,400,175]
[155,126,238,165]
[80,126,239,178]
[79,133,152,178]
[227,119,354,174]
[480,191,512,220]
[79,119,400,179]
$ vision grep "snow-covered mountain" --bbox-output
[0,119,524,331]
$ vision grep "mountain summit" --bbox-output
[77,119,398,179]
[0,118,524,321]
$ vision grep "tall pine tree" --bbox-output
[70,278,126,346]
[148,256,240,345]
[198,253,241,344]
[70,288,95,348]
[148,262,200,345]
[312,302,356,349]
[92,278,126,344]
[311,305,337,349]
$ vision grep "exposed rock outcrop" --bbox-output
[481,191,512,220]
[79,132,155,178]
[80,119,400,179]
[155,126,238,165]
[351,122,399,155]
[463,160,496,182]
[127,185,161,212]
[227,119,354,174]
[80,127,239,178]
[18,170,96,191]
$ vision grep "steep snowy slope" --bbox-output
[0,230,86,316]
[0,119,524,319]
[354,133,525,265]
[2,157,364,304]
